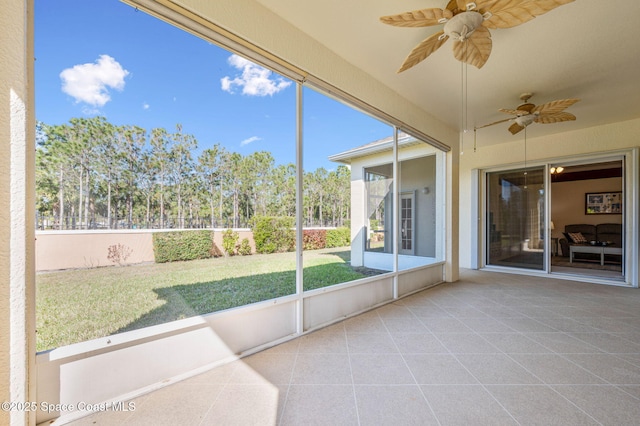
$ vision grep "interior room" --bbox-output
[3,0,640,425]
[551,161,624,279]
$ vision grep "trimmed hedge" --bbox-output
[326,227,351,248]
[238,238,252,256]
[222,229,239,256]
[251,216,295,254]
[151,226,348,263]
[303,229,326,250]
[153,230,214,263]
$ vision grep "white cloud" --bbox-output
[240,136,261,146]
[221,54,291,96]
[143,102,150,110]
[60,55,129,107]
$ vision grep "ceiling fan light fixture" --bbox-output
[515,114,535,127]
[443,11,483,41]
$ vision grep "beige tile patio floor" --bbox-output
[65,269,640,425]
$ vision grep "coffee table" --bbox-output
[569,244,622,265]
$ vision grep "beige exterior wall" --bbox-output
[35,230,258,272]
[213,229,256,255]
[459,118,640,269]
[36,232,156,271]
[1,0,36,424]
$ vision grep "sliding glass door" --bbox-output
[486,168,545,270]
[483,154,635,286]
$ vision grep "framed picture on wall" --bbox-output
[585,191,622,214]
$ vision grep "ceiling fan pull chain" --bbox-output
[523,126,528,189]
[473,128,477,153]
[464,49,469,131]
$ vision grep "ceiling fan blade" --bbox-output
[380,8,452,28]
[398,31,448,73]
[535,112,577,124]
[474,0,497,13]
[483,0,575,30]
[508,122,525,134]
[446,0,459,12]
[456,0,469,12]
[475,117,513,130]
[498,108,529,116]
[532,98,579,114]
[452,26,492,68]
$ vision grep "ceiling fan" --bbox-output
[476,93,580,135]
[380,0,574,72]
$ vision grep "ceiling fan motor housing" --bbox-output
[443,11,483,41]
[515,114,536,127]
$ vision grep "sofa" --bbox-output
[559,223,622,261]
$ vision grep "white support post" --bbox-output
[392,127,399,298]
[295,83,304,333]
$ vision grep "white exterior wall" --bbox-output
[350,164,366,267]
[1,0,36,425]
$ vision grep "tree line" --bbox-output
[36,116,351,230]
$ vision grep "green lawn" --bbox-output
[36,247,377,352]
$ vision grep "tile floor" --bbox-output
[65,269,640,425]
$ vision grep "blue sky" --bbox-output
[35,0,392,171]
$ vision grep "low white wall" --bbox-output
[363,252,442,271]
[303,275,394,330]
[35,263,444,424]
[36,298,298,424]
[398,265,445,296]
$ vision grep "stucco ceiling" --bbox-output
[255,0,640,147]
